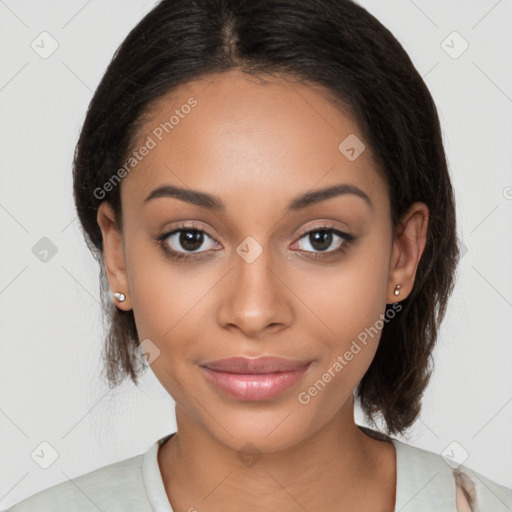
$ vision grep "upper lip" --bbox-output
[200,356,312,374]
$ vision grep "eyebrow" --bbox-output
[144,183,373,211]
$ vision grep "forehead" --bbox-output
[120,69,387,215]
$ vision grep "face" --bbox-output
[98,68,428,452]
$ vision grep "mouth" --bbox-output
[199,355,312,401]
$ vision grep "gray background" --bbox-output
[1,0,511,508]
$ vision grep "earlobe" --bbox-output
[387,202,429,303]
[96,202,132,310]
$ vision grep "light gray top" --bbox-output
[5,430,512,512]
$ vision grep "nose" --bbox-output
[216,243,294,339]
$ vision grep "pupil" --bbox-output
[180,230,203,251]
[310,231,332,251]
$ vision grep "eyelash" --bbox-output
[155,222,355,262]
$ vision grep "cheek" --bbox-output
[295,242,390,382]
[128,266,202,347]
[298,249,389,340]
[124,232,216,364]
[295,270,387,419]
[122,230,180,342]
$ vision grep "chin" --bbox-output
[197,406,316,455]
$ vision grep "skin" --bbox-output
[97,68,429,511]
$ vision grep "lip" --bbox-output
[199,356,312,401]
[201,355,313,374]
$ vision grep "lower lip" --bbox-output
[200,364,311,401]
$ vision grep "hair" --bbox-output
[72,0,459,436]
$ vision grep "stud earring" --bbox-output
[394,284,401,296]
[113,292,126,302]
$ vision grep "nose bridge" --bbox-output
[216,235,292,336]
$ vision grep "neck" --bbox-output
[158,398,396,512]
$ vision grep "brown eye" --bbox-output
[161,228,217,254]
[294,227,354,255]
[155,222,221,262]
[175,229,205,252]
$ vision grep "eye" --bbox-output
[156,223,220,261]
[292,226,355,257]
[155,223,355,263]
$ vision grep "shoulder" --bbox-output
[4,453,153,512]
[393,437,512,511]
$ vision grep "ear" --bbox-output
[387,201,429,303]
[96,202,132,311]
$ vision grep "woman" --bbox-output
[7,0,512,510]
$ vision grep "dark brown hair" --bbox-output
[73,0,460,436]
